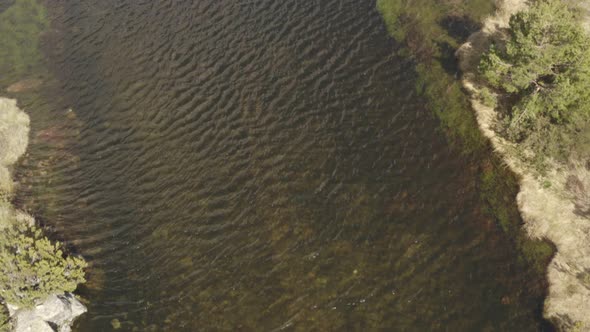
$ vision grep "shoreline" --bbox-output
[1,1,88,331]
[457,0,590,329]
[0,97,86,332]
[376,0,555,328]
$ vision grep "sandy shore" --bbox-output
[457,0,590,330]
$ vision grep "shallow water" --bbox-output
[9,0,551,330]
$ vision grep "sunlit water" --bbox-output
[9,0,552,330]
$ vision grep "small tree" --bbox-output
[479,0,590,140]
[0,222,87,308]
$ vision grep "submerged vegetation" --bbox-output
[376,0,554,283]
[376,0,494,153]
[0,0,48,87]
[479,0,590,164]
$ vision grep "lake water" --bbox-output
[10,0,552,330]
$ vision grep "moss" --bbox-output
[0,0,48,88]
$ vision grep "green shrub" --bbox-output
[0,222,87,308]
[0,303,9,332]
[479,0,590,156]
[477,87,497,109]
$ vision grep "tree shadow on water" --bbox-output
[434,15,484,76]
[440,14,482,42]
[435,41,459,76]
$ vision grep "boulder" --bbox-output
[9,294,86,332]
[12,310,53,332]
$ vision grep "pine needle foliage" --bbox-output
[479,0,590,158]
[0,222,87,308]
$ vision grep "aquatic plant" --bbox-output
[0,221,87,308]
[376,0,494,153]
[377,0,554,291]
[0,0,48,87]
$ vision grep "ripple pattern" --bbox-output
[13,0,551,331]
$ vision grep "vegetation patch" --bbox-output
[0,303,9,332]
[479,0,590,165]
[0,220,87,308]
[376,0,495,152]
[479,158,554,272]
[0,0,48,88]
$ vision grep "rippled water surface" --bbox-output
[11,0,552,330]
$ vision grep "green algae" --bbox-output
[0,0,48,88]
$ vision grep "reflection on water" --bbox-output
[13,0,550,330]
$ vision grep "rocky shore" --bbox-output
[457,0,590,330]
[0,97,86,332]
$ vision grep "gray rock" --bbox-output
[12,310,53,332]
[9,293,86,332]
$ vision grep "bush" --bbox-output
[479,0,590,148]
[0,222,87,308]
[0,303,9,332]
[477,87,497,108]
